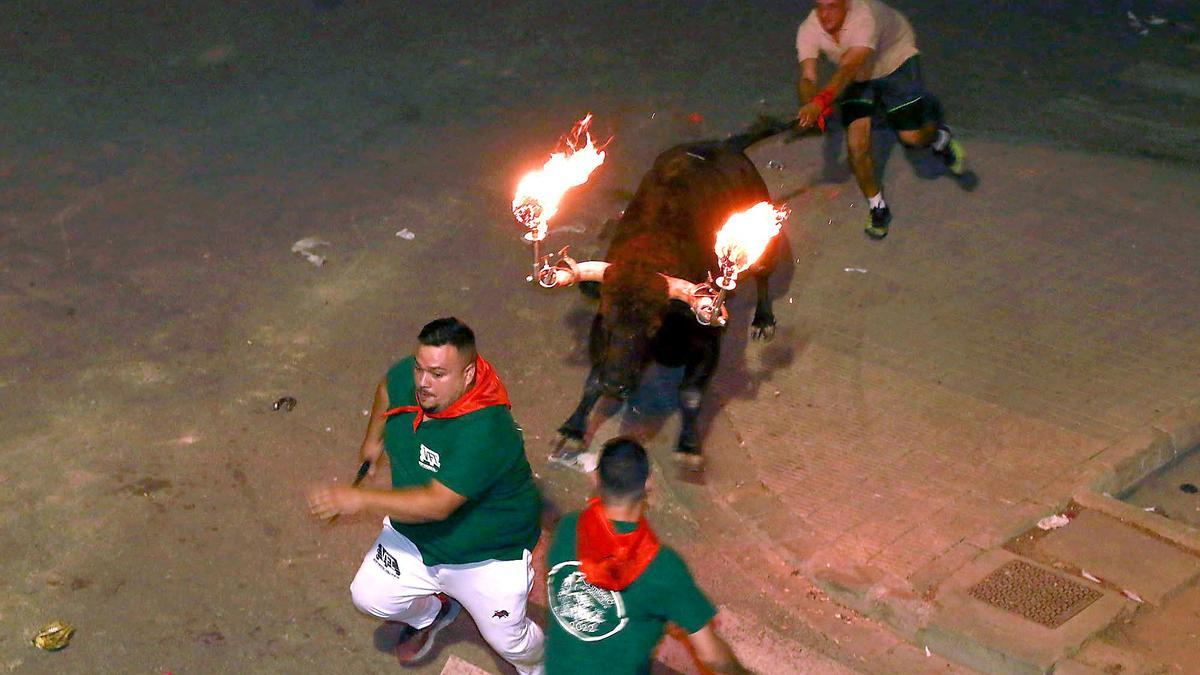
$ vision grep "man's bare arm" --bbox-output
[689,624,751,675]
[797,46,873,127]
[309,479,467,523]
[823,45,872,101]
[358,479,467,523]
[797,58,820,104]
[359,379,389,477]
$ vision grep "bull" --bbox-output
[545,120,794,471]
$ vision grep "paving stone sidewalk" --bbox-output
[628,137,1200,671]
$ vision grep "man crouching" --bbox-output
[308,317,544,673]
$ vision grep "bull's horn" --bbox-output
[659,274,728,326]
[538,253,611,288]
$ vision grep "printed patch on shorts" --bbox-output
[374,543,403,579]
[547,561,628,641]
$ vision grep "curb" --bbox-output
[803,404,1200,673]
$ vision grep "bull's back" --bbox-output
[608,142,770,279]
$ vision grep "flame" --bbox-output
[513,114,606,241]
[714,201,787,276]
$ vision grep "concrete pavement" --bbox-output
[572,133,1200,673]
[5,1,1200,672]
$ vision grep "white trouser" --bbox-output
[350,521,545,675]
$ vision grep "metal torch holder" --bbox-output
[515,199,546,283]
[707,273,737,326]
[535,247,578,288]
[523,230,546,283]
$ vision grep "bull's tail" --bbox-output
[723,116,800,153]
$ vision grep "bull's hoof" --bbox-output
[751,319,776,342]
[672,451,706,473]
[549,435,593,473]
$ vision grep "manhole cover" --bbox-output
[968,559,1101,628]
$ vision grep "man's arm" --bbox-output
[797,58,820,105]
[357,479,467,523]
[308,479,467,523]
[688,624,751,675]
[797,46,873,128]
[359,379,390,477]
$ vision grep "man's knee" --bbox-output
[845,119,873,160]
[482,617,544,665]
[896,128,929,147]
[847,134,872,161]
[350,573,390,618]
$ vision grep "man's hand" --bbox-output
[798,88,836,131]
[797,100,826,129]
[308,485,365,520]
[359,445,383,479]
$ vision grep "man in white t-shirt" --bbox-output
[795,0,968,239]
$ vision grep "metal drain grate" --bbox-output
[968,559,1102,628]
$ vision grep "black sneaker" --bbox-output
[865,204,891,239]
[932,124,965,175]
[394,594,461,664]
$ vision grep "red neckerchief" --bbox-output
[382,355,511,430]
[576,497,660,591]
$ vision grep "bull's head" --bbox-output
[537,248,728,327]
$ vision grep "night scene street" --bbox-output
[3,1,1199,673]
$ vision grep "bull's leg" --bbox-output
[550,365,604,469]
[675,341,720,472]
[750,271,776,341]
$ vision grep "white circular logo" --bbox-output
[548,561,628,641]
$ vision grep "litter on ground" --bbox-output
[291,237,330,266]
[1036,514,1070,530]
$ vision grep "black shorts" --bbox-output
[838,56,940,131]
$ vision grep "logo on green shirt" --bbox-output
[418,443,441,472]
[548,561,628,642]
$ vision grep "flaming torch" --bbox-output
[513,114,606,282]
[699,201,788,326]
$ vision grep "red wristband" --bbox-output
[811,89,836,131]
[811,89,835,111]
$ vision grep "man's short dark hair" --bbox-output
[598,437,649,503]
[418,317,477,360]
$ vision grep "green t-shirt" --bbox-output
[383,357,542,566]
[545,511,717,675]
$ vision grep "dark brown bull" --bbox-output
[549,121,792,471]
